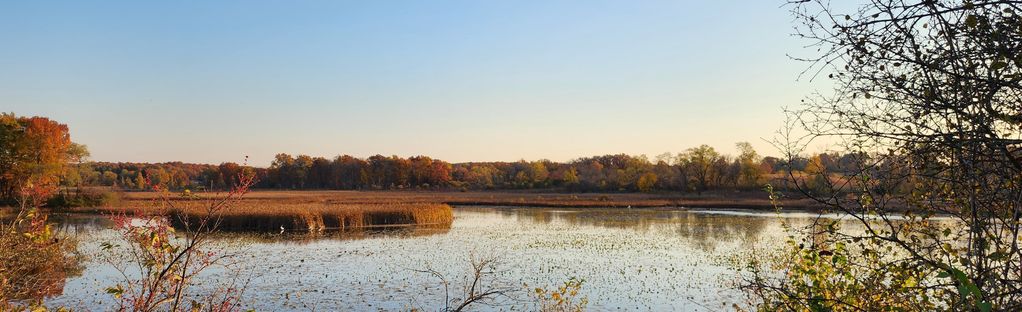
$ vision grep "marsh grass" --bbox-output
[165,201,453,232]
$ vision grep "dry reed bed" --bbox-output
[176,201,452,232]
[96,199,453,232]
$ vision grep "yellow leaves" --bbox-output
[902,276,918,288]
[750,235,946,312]
[150,232,162,248]
[105,284,124,298]
[531,277,587,312]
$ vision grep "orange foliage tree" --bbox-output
[0,113,76,203]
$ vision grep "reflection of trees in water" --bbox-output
[497,207,772,252]
[43,213,453,245]
[1,257,81,300]
[0,214,84,302]
[508,208,555,225]
[670,213,770,252]
[49,214,115,235]
[203,226,452,245]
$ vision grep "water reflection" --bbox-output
[469,207,772,252]
[40,213,451,242]
[45,214,115,234]
[209,226,452,244]
[41,206,855,311]
[0,213,89,302]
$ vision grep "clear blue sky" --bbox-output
[1,1,824,166]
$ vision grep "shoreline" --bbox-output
[4,189,820,213]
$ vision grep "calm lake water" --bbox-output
[43,206,844,311]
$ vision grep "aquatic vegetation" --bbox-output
[48,206,814,310]
[529,277,588,312]
[165,201,454,232]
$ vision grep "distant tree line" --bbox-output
[70,143,867,193]
[0,112,867,199]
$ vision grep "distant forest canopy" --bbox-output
[1,112,862,196]
[76,146,862,193]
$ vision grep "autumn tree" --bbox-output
[714,155,738,188]
[268,153,293,188]
[134,172,145,191]
[0,114,78,202]
[216,162,243,190]
[408,156,452,188]
[333,155,366,189]
[100,171,118,186]
[679,145,719,193]
[744,1,1022,310]
[293,155,314,189]
[636,172,658,193]
[736,142,762,189]
[429,159,453,187]
[307,157,332,189]
[461,164,499,189]
[60,143,91,189]
[562,167,580,187]
[652,159,680,191]
[526,161,549,187]
[802,154,829,195]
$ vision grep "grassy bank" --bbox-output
[117,190,815,210]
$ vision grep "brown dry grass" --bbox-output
[118,189,815,209]
[169,201,453,232]
[94,199,453,231]
[90,189,817,232]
